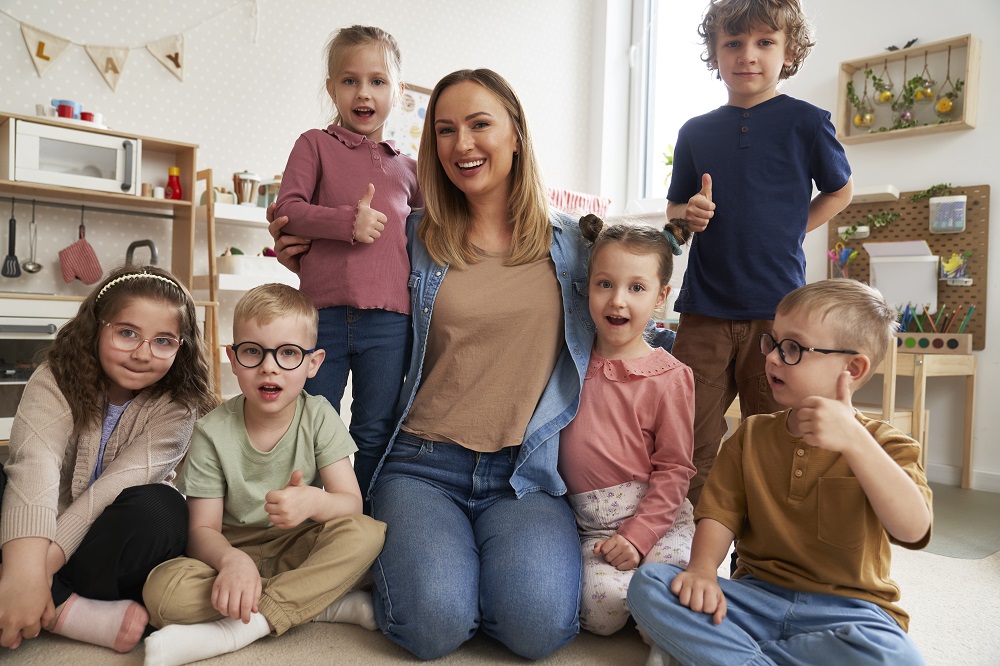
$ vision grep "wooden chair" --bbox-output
[856,341,930,468]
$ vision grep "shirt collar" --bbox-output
[324,124,402,156]
[586,347,679,382]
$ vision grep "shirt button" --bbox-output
[742,112,750,119]
[794,469,803,478]
[561,271,567,277]
[796,448,805,456]
[741,125,749,133]
[435,271,442,277]
[568,308,573,314]
[573,348,580,355]
[423,307,429,313]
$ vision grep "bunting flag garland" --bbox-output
[20,23,71,77]
[0,1,257,91]
[147,35,184,81]
[85,45,129,91]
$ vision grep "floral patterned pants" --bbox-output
[568,481,695,636]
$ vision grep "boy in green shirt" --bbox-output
[143,284,385,665]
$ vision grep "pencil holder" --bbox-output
[896,332,972,354]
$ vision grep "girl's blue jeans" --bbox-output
[370,433,582,660]
[306,305,410,504]
[627,564,926,665]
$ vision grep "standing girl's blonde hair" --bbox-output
[324,25,403,126]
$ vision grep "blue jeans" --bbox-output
[627,564,925,666]
[370,434,582,660]
[307,306,410,503]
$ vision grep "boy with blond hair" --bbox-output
[142,284,385,666]
[628,279,932,665]
[668,0,854,505]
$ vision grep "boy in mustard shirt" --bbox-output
[628,279,932,665]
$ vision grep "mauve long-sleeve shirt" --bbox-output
[274,125,422,313]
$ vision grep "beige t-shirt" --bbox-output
[403,253,563,452]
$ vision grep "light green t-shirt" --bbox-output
[179,391,356,528]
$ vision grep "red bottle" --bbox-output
[165,166,183,200]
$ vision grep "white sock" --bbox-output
[311,590,377,630]
[144,612,270,666]
[645,644,670,666]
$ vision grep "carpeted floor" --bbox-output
[924,482,1000,559]
[7,544,1000,665]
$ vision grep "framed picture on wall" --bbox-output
[384,83,431,159]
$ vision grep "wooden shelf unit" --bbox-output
[836,34,981,145]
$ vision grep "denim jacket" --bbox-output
[369,209,595,497]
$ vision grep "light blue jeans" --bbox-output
[307,305,410,504]
[370,433,582,660]
[627,564,925,666]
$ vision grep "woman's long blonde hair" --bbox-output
[417,69,550,268]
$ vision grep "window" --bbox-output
[630,0,727,203]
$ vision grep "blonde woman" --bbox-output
[270,69,593,660]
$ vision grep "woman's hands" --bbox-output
[266,203,310,274]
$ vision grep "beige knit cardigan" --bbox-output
[1,363,195,559]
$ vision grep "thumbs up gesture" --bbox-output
[795,371,864,453]
[264,470,310,529]
[353,183,388,244]
[686,173,715,232]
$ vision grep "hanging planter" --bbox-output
[872,60,895,106]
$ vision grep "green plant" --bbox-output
[839,210,901,241]
[662,144,674,185]
[846,69,873,111]
[909,183,953,203]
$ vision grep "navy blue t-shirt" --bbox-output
[667,95,851,320]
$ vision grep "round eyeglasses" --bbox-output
[759,332,858,366]
[102,321,183,359]
[230,342,315,370]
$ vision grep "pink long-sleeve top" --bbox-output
[274,125,422,314]
[558,347,696,556]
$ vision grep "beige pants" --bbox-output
[568,481,695,636]
[143,514,385,635]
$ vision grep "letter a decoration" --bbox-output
[20,23,71,77]
[85,45,129,91]
[147,35,184,81]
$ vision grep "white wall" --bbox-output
[776,0,1000,490]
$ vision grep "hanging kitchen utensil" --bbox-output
[58,206,103,284]
[2,199,21,278]
[125,239,158,266]
[22,201,42,273]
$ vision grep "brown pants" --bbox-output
[671,313,782,507]
[143,514,385,635]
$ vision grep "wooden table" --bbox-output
[872,352,977,488]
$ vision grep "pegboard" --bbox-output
[828,184,989,350]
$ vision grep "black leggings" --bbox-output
[1,466,188,606]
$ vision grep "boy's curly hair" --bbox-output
[699,0,814,79]
[47,264,217,436]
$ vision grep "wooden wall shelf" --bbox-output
[836,34,981,144]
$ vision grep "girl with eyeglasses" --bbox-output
[0,264,215,655]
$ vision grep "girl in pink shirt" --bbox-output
[558,215,696,636]
[273,26,422,506]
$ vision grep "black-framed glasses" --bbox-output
[759,332,858,366]
[230,342,315,370]
[102,321,183,359]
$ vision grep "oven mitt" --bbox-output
[59,237,103,284]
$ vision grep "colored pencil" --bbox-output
[934,304,947,329]
[957,305,976,333]
[942,309,959,333]
[925,305,938,333]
